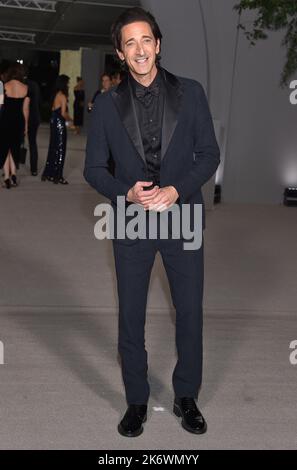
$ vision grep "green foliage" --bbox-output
[234,0,297,86]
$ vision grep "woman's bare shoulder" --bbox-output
[56,91,67,101]
[5,80,28,97]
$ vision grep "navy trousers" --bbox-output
[28,121,40,174]
[112,233,204,405]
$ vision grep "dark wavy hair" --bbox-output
[54,74,69,96]
[100,72,112,81]
[111,7,162,64]
[5,63,26,82]
[51,74,69,106]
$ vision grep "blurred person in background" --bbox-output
[0,61,9,84]
[0,62,30,189]
[99,72,112,93]
[25,69,42,176]
[73,76,85,135]
[111,70,122,86]
[87,72,112,112]
[0,78,3,109]
[41,74,72,185]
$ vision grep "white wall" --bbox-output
[142,0,208,87]
[221,9,297,204]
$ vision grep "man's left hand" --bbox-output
[144,185,179,212]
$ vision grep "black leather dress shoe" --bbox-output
[118,404,147,437]
[173,397,207,434]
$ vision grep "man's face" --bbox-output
[112,73,121,86]
[116,21,160,78]
[101,75,111,91]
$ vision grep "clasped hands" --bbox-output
[126,181,179,212]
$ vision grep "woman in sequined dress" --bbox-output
[41,74,72,184]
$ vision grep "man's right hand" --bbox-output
[126,181,160,208]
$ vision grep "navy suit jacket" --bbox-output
[84,67,220,231]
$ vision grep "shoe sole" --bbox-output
[117,414,147,438]
[173,403,207,434]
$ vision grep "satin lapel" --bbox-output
[161,68,184,161]
[111,77,145,164]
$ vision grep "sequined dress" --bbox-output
[42,107,67,180]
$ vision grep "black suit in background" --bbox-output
[27,79,41,174]
[84,66,220,405]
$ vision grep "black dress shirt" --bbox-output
[128,69,164,187]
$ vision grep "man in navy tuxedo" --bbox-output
[84,7,220,437]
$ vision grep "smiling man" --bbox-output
[84,7,220,437]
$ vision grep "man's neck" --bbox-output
[129,64,158,87]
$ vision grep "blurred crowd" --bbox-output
[0,62,125,188]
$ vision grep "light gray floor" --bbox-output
[0,126,296,449]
